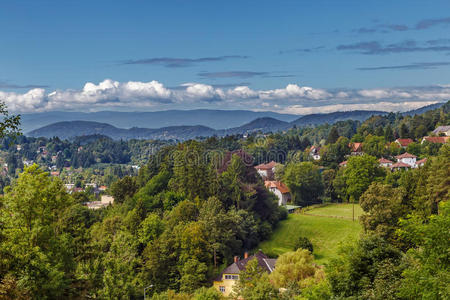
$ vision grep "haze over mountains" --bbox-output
[27,103,445,140]
[20,110,300,133]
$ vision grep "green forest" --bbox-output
[0,102,449,299]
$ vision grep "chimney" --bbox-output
[234,256,239,263]
[244,252,249,259]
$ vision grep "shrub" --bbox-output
[294,236,313,253]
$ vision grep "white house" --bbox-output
[379,158,393,168]
[255,161,278,179]
[265,180,291,206]
[390,161,411,171]
[395,152,417,167]
[309,146,321,160]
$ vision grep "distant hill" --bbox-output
[19,109,299,133]
[402,102,445,116]
[224,117,290,135]
[27,103,447,140]
[291,110,387,126]
[27,121,217,140]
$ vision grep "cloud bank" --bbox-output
[1,79,448,114]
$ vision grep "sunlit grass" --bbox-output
[258,204,362,265]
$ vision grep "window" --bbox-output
[224,274,239,280]
[219,286,225,293]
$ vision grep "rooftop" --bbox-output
[214,250,276,281]
[265,180,290,194]
[395,152,417,159]
[255,161,278,170]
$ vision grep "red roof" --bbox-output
[416,158,427,165]
[395,152,417,159]
[422,136,449,144]
[379,158,393,164]
[265,180,290,194]
[255,161,278,170]
[396,138,414,147]
[390,162,411,169]
[349,142,363,152]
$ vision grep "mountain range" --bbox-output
[19,109,300,133]
[27,103,445,140]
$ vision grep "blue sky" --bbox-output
[1,0,450,114]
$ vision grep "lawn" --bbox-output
[304,203,364,219]
[258,204,362,265]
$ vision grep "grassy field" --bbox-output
[304,203,364,219]
[258,204,362,264]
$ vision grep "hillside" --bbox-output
[257,204,362,264]
[20,109,299,133]
[27,121,217,140]
[224,117,290,135]
[27,103,446,140]
[291,110,387,126]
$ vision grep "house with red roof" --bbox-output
[379,158,393,168]
[390,161,411,171]
[265,180,291,206]
[395,152,417,167]
[421,136,449,144]
[395,138,414,148]
[349,142,363,155]
[255,161,278,179]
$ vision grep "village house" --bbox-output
[255,161,278,179]
[421,136,449,144]
[390,161,411,171]
[264,180,291,206]
[395,152,417,167]
[379,158,393,168]
[64,183,75,192]
[395,138,414,148]
[85,195,115,210]
[309,146,321,160]
[432,125,450,136]
[213,250,276,297]
[22,160,34,167]
[349,142,363,155]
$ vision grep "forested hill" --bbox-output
[27,121,217,140]
[28,103,446,140]
[290,110,387,126]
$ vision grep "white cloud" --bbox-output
[259,84,332,100]
[0,88,47,112]
[280,101,439,115]
[0,79,449,114]
[181,83,225,101]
